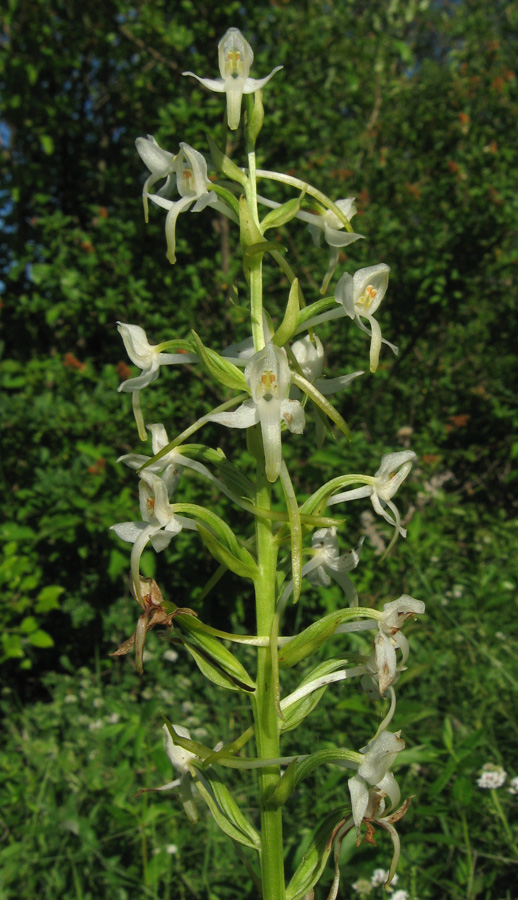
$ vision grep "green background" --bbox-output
[1,1,517,898]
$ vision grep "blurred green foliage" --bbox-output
[1,0,517,897]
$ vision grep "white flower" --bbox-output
[305,527,364,606]
[348,731,404,834]
[508,776,518,795]
[207,341,304,483]
[116,324,197,438]
[371,868,391,887]
[391,891,409,900]
[111,471,195,595]
[327,451,417,540]
[146,143,222,264]
[477,764,507,789]
[165,844,178,855]
[135,135,177,221]
[88,719,104,732]
[335,264,398,372]
[183,28,283,130]
[136,725,199,823]
[117,323,197,394]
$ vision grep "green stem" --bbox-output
[250,428,286,900]
[491,789,518,859]
[246,149,265,352]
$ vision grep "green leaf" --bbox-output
[194,771,261,850]
[207,135,248,188]
[27,629,54,648]
[191,331,248,392]
[278,607,376,668]
[40,135,54,155]
[286,809,350,900]
[34,585,64,613]
[273,278,302,348]
[19,616,39,634]
[196,524,258,581]
[176,615,256,694]
[261,194,305,232]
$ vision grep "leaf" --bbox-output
[196,771,261,849]
[34,585,64,613]
[176,616,256,694]
[196,524,258,581]
[27,629,54,648]
[261,194,305,232]
[207,135,248,187]
[286,809,349,900]
[273,278,302,348]
[191,331,248,392]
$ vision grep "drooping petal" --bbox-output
[348,774,370,833]
[257,397,283,482]
[147,193,195,264]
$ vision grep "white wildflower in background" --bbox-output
[352,877,372,895]
[476,763,507,789]
[163,648,179,663]
[88,719,104,732]
[507,776,518,795]
[391,891,409,900]
[166,844,178,855]
[371,868,395,887]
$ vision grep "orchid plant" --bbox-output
[111,27,424,900]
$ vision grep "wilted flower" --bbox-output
[335,264,398,373]
[367,595,425,695]
[183,28,282,130]
[347,731,410,886]
[207,342,304,482]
